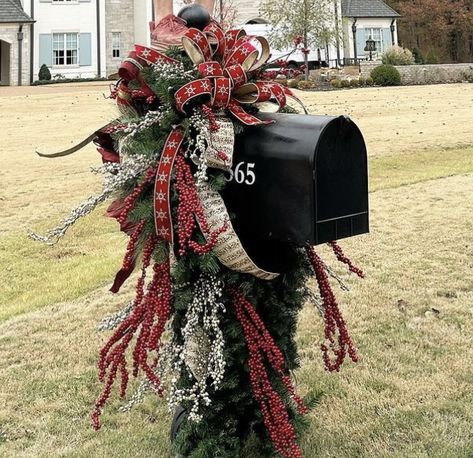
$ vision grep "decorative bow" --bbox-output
[175,22,303,125]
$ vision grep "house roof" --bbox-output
[341,0,400,18]
[0,0,34,23]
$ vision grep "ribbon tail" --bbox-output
[284,87,308,114]
[110,261,137,294]
[154,128,185,244]
[35,123,112,158]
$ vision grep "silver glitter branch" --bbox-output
[27,191,111,245]
[98,301,134,331]
[28,154,154,245]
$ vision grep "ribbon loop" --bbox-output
[182,28,212,65]
[175,79,212,113]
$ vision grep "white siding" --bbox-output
[30,0,106,80]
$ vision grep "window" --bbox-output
[112,32,121,59]
[364,28,383,55]
[53,33,78,66]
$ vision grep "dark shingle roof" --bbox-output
[0,0,34,23]
[341,0,400,18]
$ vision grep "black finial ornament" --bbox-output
[178,4,211,30]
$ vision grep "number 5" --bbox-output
[245,163,256,185]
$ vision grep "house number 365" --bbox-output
[226,162,256,185]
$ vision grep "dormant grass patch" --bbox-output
[0,83,472,456]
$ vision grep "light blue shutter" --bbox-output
[382,28,392,51]
[39,34,53,67]
[79,33,92,66]
[356,29,366,57]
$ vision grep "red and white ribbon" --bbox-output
[154,128,185,244]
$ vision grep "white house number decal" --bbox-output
[226,162,256,185]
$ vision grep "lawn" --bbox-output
[0,83,472,457]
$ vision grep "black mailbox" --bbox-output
[222,112,368,268]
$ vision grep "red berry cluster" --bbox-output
[175,154,228,256]
[328,241,365,278]
[201,105,220,133]
[305,245,358,372]
[117,166,157,226]
[122,219,146,272]
[92,236,172,430]
[230,289,307,458]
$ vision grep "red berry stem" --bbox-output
[175,154,227,256]
[92,236,172,430]
[230,288,307,458]
[328,241,365,278]
[305,245,358,372]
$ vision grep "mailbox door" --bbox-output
[314,115,369,243]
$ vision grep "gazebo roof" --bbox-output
[341,0,401,18]
[0,0,34,23]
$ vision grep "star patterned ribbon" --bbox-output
[154,128,185,244]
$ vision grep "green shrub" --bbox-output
[358,76,366,86]
[424,50,439,64]
[371,64,401,86]
[38,64,52,81]
[412,47,424,64]
[330,79,342,88]
[340,79,350,88]
[365,77,374,86]
[382,45,415,66]
[349,78,360,87]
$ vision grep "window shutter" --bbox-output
[79,33,92,66]
[79,0,92,3]
[382,28,392,50]
[39,34,53,67]
[356,29,365,57]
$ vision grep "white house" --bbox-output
[20,0,155,81]
[341,0,400,63]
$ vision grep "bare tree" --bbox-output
[260,0,338,78]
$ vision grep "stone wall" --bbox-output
[359,61,378,78]
[0,23,31,86]
[360,61,473,85]
[105,0,136,76]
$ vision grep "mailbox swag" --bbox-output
[30,6,368,458]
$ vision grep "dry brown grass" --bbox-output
[300,84,473,156]
[0,83,472,457]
